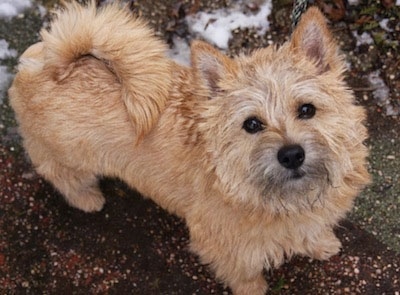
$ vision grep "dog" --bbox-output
[9,1,370,294]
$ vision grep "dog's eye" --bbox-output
[298,103,316,119]
[243,117,264,134]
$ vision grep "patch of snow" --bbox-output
[0,39,17,103]
[0,66,13,103]
[397,0,400,6]
[352,31,374,47]
[367,70,398,116]
[38,4,47,18]
[368,71,389,103]
[186,0,272,49]
[167,36,191,66]
[379,19,393,32]
[0,39,17,59]
[0,0,32,19]
[347,0,360,5]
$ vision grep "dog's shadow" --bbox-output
[26,177,228,294]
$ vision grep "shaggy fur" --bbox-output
[9,1,370,294]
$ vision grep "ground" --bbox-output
[0,0,399,294]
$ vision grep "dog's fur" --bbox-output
[9,1,370,294]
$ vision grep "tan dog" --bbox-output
[9,1,370,294]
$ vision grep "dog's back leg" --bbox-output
[34,158,105,213]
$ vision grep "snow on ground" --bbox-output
[368,70,389,103]
[367,70,397,116]
[0,0,34,102]
[168,0,272,65]
[0,39,17,59]
[167,36,191,66]
[379,19,393,32]
[0,65,13,99]
[0,0,32,19]
[1,0,45,103]
[0,39,18,102]
[186,0,272,49]
[352,31,374,47]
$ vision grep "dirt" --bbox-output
[0,0,399,294]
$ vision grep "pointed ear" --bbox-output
[191,40,236,98]
[290,7,341,73]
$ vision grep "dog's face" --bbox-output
[190,8,369,213]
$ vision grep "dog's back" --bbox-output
[8,1,174,212]
[9,1,172,139]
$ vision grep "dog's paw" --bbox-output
[309,231,342,260]
[67,189,105,213]
[231,274,268,295]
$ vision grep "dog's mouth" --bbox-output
[289,169,306,180]
[261,163,330,194]
[260,165,332,213]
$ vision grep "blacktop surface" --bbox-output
[0,0,399,294]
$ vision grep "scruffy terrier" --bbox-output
[9,1,370,294]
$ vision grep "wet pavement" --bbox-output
[0,0,399,294]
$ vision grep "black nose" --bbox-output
[277,144,305,170]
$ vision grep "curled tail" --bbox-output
[41,0,172,138]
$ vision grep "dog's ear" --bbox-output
[290,7,341,74]
[191,40,236,98]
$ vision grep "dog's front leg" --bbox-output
[305,228,342,261]
[188,227,268,295]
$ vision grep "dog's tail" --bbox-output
[41,0,172,138]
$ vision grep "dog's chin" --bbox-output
[269,167,311,186]
[278,172,319,194]
[288,169,306,180]
[259,165,332,211]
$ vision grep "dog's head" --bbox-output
[191,8,370,214]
